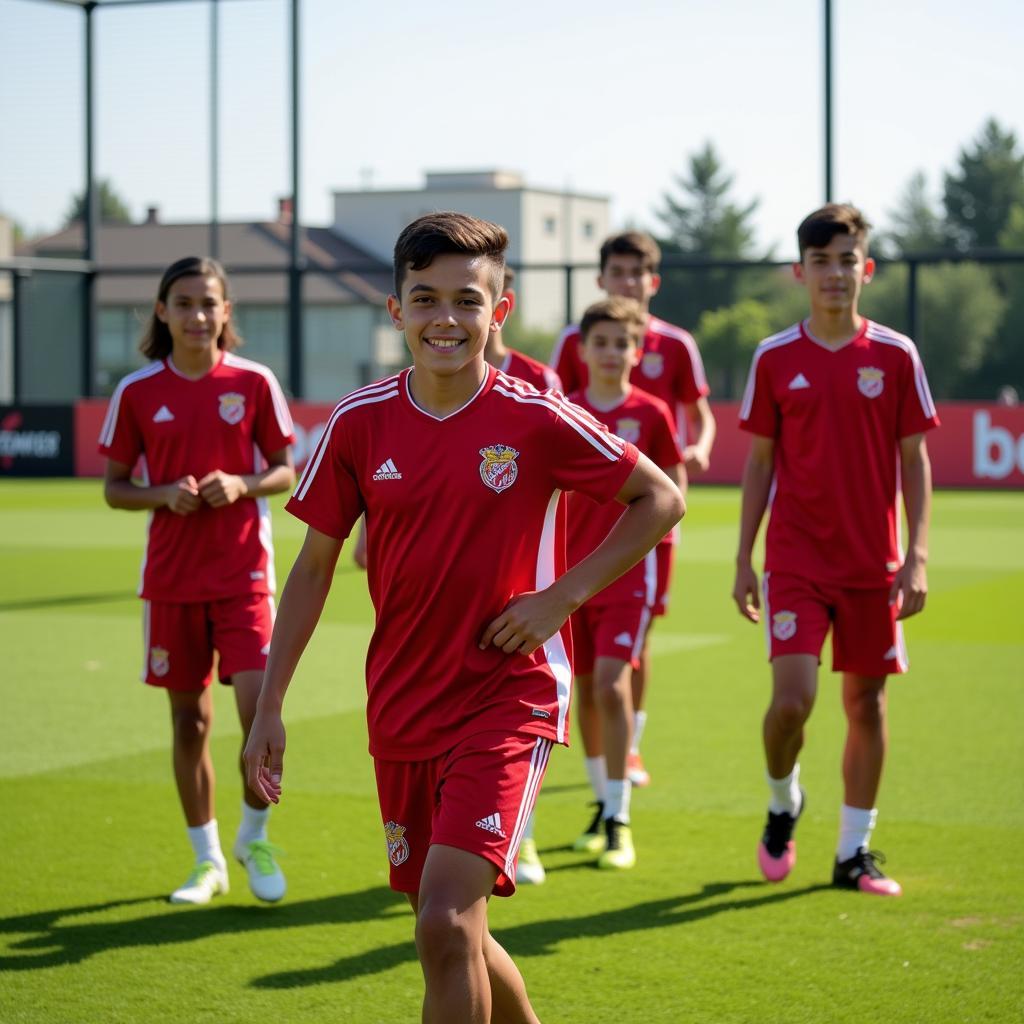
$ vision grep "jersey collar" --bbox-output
[402,364,494,422]
[801,317,870,352]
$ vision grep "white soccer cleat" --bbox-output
[515,837,546,885]
[169,860,229,905]
[233,838,286,903]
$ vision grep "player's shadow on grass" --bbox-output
[0,885,407,972]
[0,590,136,612]
[250,879,831,990]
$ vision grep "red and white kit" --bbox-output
[290,365,639,761]
[739,319,939,673]
[99,352,295,687]
[552,315,708,613]
[500,348,562,392]
[565,387,683,672]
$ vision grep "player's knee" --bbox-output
[595,677,628,715]
[171,705,211,747]
[414,903,476,970]
[770,693,813,731]
[846,686,886,728]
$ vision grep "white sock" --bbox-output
[767,764,802,816]
[237,801,270,846]
[837,804,877,861]
[187,819,226,869]
[631,710,648,754]
[603,778,632,823]
[521,810,536,842]
[584,756,607,803]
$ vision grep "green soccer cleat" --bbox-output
[169,860,229,905]
[573,802,607,854]
[515,837,546,885]
[233,838,287,903]
[597,818,636,870]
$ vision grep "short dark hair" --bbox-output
[579,296,646,344]
[797,203,871,259]
[502,266,515,292]
[599,231,661,274]
[139,256,242,360]
[392,211,508,298]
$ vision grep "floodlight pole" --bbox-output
[209,0,220,259]
[823,0,834,203]
[83,0,98,398]
[288,0,303,397]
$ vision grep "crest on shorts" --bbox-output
[150,645,170,677]
[384,820,410,866]
[641,351,664,379]
[218,391,246,425]
[479,444,520,493]
[856,366,884,399]
[771,611,798,642]
[615,417,641,443]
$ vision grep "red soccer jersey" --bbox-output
[500,348,563,391]
[550,314,710,439]
[288,365,639,761]
[99,352,295,602]
[565,387,683,604]
[739,319,939,588]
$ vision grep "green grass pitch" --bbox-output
[2,480,1022,1023]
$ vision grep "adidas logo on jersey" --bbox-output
[788,373,811,390]
[153,405,175,422]
[883,645,898,660]
[475,812,506,839]
[372,458,402,481]
[614,631,633,647]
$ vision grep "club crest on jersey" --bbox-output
[218,392,246,424]
[640,351,664,379]
[615,417,641,443]
[384,820,410,866]
[479,444,520,493]
[771,611,798,642]
[150,646,170,677]
[857,367,885,399]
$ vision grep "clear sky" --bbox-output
[1,0,1021,256]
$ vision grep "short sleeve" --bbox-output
[739,349,779,438]
[551,326,583,395]
[98,384,143,466]
[286,413,363,540]
[647,402,684,469]
[546,395,639,503]
[897,343,940,438]
[675,335,710,403]
[253,370,296,456]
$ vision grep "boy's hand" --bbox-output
[243,708,286,804]
[682,444,710,475]
[889,557,927,620]
[480,589,574,656]
[732,563,761,622]
[198,470,248,507]
[165,475,201,515]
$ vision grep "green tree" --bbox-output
[696,298,775,399]
[881,171,946,255]
[64,179,133,225]
[943,119,1024,250]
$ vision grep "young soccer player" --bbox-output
[566,297,684,869]
[732,204,938,896]
[99,256,296,905]
[551,231,715,788]
[486,267,563,391]
[243,213,684,1023]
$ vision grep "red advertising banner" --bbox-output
[75,398,1024,488]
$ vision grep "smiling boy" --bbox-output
[243,213,683,1022]
[733,204,939,896]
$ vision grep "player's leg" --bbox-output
[412,849,540,1024]
[217,595,286,902]
[830,586,902,895]
[146,600,227,905]
[593,653,636,869]
[571,608,606,853]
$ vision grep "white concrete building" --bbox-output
[332,171,610,331]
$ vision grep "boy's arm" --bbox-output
[242,525,343,803]
[681,396,717,475]
[480,453,684,655]
[103,458,203,515]
[197,447,296,507]
[732,436,774,622]
[890,433,932,620]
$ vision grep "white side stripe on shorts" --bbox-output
[504,738,552,880]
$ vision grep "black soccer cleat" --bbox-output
[832,848,902,896]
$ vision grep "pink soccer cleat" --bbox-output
[757,790,804,883]
[832,848,902,896]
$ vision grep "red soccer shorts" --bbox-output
[571,599,652,676]
[762,572,907,677]
[141,594,275,691]
[652,541,675,616]
[374,731,552,897]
